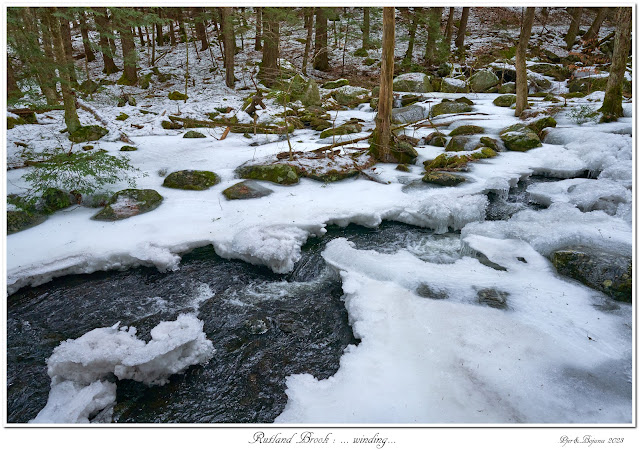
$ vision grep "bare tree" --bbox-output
[455,7,470,51]
[313,8,329,71]
[255,7,262,51]
[259,7,279,87]
[79,11,96,62]
[362,7,371,50]
[583,8,608,43]
[515,7,535,117]
[444,7,455,46]
[302,7,314,75]
[564,7,582,49]
[599,7,632,121]
[193,7,209,51]
[220,7,235,88]
[94,8,120,74]
[424,7,443,66]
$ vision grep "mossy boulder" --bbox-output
[479,136,499,152]
[303,167,361,183]
[222,180,274,200]
[400,95,422,107]
[393,73,432,93]
[391,104,427,124]
[456,97,475,106]
[236,163,300,185]
[499,123,541,152]
[528,63,571,81]
[183,131,206,138]
[445,136,471,152]
[391,141,419,165]
[168,91,189,101]
[430,101,472,117]
[353,48,369,57]
[319,120,362,139]
[79,79,100,94]
[493,94,517,107]
[322,79,350,89]
[7,116,26,129]
[441,78,468,93]
[471,147,498,159]
[528,116,557,136]
[498,82,516,94]
[161,120,183,130]
[69,125,109,143]
[396,164,410,172]
[163,170,220,190]
[424,154,471,171]
[92,189,163,221]
[449,125,485,136]
[422,171,466,186]
[468,70,499,92]
[301,79,321,106]
[364,57,377,66]
[120,145,137,151]
[424,131,447,147]
[7,210,46,234]
[331,86,370,106]
[116,113,129,121]
[551,247,632,303]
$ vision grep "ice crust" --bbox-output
[30,314,214,423]
[275,237,631,423]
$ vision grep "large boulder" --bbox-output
[468,69,499,92]
[551,247,632,303]
[444,136,471,152]
[430,100,473,117]
[69,125,108,143]
[422,171,466,186]
[322,79,349,89]
[441,78,468,93]
[493,95,517,107]
[498,82,516,94]
[424,131,447,147]
[499,123,541,151]
[7,210,46,234]
[393,73,432,93]
[222,180,274,200]
[449,125,485,136]
[236,163,300,185]
[319,120,363,139]
[528,116,557,136]
[92,189,163,221]
[391,104,427,124]
[163,170,220,190]
[331,86,370,106]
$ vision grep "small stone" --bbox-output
[422,171,466,186]
[183,131,206,138]
[119,145,137,151]
[222,180,274,200]
[477,288,509,309]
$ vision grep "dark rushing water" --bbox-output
[7,222,468,424]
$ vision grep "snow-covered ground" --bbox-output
[5,8,633,424]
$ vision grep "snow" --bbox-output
[30,314,214,423]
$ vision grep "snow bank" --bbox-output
[275,237,631,423]
[31,314,214,423]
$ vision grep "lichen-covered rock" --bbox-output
[222,180,274,200]
[92,189,163,221]
[168,91,188,100]
[319,121,362,139]
[331,86,370,106]
[353,47,369,57]
[430,101,472,117]
[120,145,137,151]
[476,288,509,309]
[69,125,109,143]
[456,97,475,106]
[422,171,466,186]
[449,125,485,136]
[163,170,220,190]
[391,141,419,165]
[468,69,499,92]
[396,164,410,172]
[391,104,427,124]
[551,247,632,303]
[116,113,129,121]
[441,77,468,93]
[393,73,432,93]
[499,123,541,151]
[423,153,471,171]
[471,147,498,159]
[7,210,46,234]
[161,120,183,130]
[183,131,206,138]
[498,82,516,94]
[236,163,300,185]
[528,116,557,136]
[479,136,499,152]
[424,131,447,147]
[493,94,517,107]
[322,79,349,89]
[445,136,471,152]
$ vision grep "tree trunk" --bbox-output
[47,7,81,134]
[313,8,329,71]
[137,27,145,47]
[220,7,235,88]
[565,7,582,49]
[79,12,96,62]
[119,22,138,85]
[599,7,632,121]
[7,56,23,102]
[455,7,470,50]
[403,9,419,65]
[260,7,280,86]
[22,8,59,105]
[372,7,395,162]
[94,8,120,74]
[425,7,443,65]
[169,20,177,46]
[156,8,164,46]
[515,7,535,117]
[362,7,371,50]
[583,8,608,43]
[302,7,314,75]
[255,7,262,51]
[59,14,77,85]
[194,7,209,51]
[444,7,455,45]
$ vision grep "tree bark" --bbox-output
[255,7,262,51]
[425,7,444,65]
[444,7,455,45]
[455,7,470,50]
[156,8,164,45]
[117,17,138,85]
[565,7,583,49]
[47,7,81,134]
[79,12,96,62]
[313,8,329,71]
[260,7,280,86]
[583,8,608,43]
[372,7,395,162]
[362,7,371,50]
[94,8,120,74]
[194,7,209,51]
[7,55,23,102]
[220,7,235,88]
[600,7,632,120]
[302,7,314,75]
[515,7,535,117]
[403,9,419,65]
[59,13,77,85]
[21,8,59,105]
